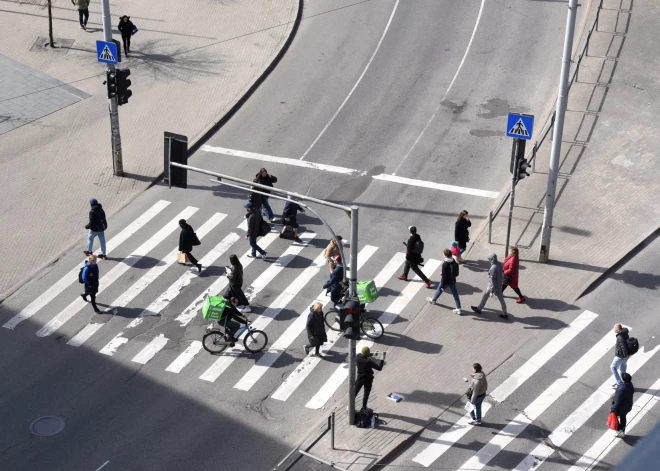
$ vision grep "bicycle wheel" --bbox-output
[360,317,384,339]
[243,329,268,353]
[203,331,227,353]
[324,309,341,331]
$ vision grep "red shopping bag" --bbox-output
[607,412,619,431]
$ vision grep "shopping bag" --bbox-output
[202,295,226,320]
[131,25,138,35]
[464,401,475,413]
[177,252,188,264]
[356,280,378,303]
[607,412,619,431]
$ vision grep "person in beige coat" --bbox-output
[468,363,488,425]
[324,236,343,272]
[72,0,90,30]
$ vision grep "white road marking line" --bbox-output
[373,174,498,199]
[393,0,486,175]
[457,329,617,471]
[67,323,104,347]
[567,372,660,471]
[413,310,600,467]
[174,231,279,328]
[199,234,316,383]
[3,200,170,330]
[94,461,110,471]
[36,207,198,338]
[165,341,203,373]
[99,333,128,356]
[132,334,169,365]
[299,0,401,160]
[238,219,248,231]
[514,343,660,471]
[305,259,441,410]
[271,251,403,402]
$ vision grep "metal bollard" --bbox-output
[488,211,493,244]
[331,412,335,450]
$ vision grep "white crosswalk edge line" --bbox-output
[132,334,169,364]
[67,323,104,347]
[166,341,203,373]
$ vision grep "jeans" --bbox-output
[261,197,274,221]
[477,289,507,314]
[355,377,373,409]
[78,8,89,26]
[470,393,486,422]
[220,319,241,339]
[611,356,629,384]
[402,260,429,283]
[249,235,266,256]
[87,230,106,255]
[432,282,461,308]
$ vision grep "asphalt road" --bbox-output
[0,0,583,470]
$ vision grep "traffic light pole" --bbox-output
[347,206,359,425]
[505,139,524,259]
[101,0,123,176]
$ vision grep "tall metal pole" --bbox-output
[347,206,359,425]
[505,145,517,260]
[539,0,578,262]
[101,0,123,176]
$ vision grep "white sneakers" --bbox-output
[427,297,437,305]
[426,298,461,315]
[237,306,251,313]
[616,430,626,438]
[453,308,462,315]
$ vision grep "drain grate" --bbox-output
[29,416,65,437]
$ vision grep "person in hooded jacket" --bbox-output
[254,168,277,222]
[84,198,108,259]
[467,363,488,425]
[611,323,630,388]
[472,253,508,319]
[304,302,327,357]
[117,16,135,55]
[502,245,526,303]
[454,210,471,256]
[323,261,344,306]
[245,203,267,259]
[428,249,461,314]
[611,373,634,438]
[398,226,433,289]
[81,255,102,313]
[178,219,202,273]
[224,254,250,312]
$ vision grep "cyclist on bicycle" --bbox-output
[216,296,248,345]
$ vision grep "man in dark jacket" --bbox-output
[178,219,202,272]
[611,323,630,388]
[428,249,461,314]
[214,297,248,345]
[398,226,432,289]
[356,346,385,410]
[245,203,267,259]
[254,168,277,222]
[323,261,344,306]
[84,198,108,259]
[281,198,304,243]
[472,253,508,319]
[304,302,327,356]
[611,373,634,437]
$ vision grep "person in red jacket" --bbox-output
[502,245,526,303]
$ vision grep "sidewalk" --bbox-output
[290,0,660,468]
[0,0,300,301]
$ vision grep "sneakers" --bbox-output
[616,430,625,438]
[83,251,92,256]
[397,275,408,281]
[516,296,527,304]
[294,237,302,243]
[99,254,107,260]
[258,252,267,259]
[468,420,482,426]
[498,313,509,319]
[427,297,437,305]
[425,281,433,289]
[238,306,251,313]
[453,308,462,315]
[471,306,482,314]
[247,253,256,258]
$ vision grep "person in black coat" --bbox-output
[356,346,384,410]
[80,255,102,313]
[281,198,304,243]
[304,302,327,356]
[245,203,267,258]
[397,226,432,288]
[323,261,344,306]
[611,373,634,437]
[117,16,135,55]
[179,219,201,272]
[254,168,277,222]
[224,254,250,312]
[84,198,108,259]
[454,210,471,255]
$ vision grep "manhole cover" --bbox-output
[29,416,65,437]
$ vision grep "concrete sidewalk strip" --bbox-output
[3,200,170,330]
[36,207,198,338]
[305,259,441,410]
[412,309,599,467]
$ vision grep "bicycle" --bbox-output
[323,303,384,340]
[202,319,268,354]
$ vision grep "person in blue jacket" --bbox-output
[81,255,102,313]
[323,260,344,306]
[611,373,634,438]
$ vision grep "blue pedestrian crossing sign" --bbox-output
[96,40,118,65]
[506,113,534,140]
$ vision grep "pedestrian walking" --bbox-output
[303,302,327,357]
[471,253,508,319]
[245,203,267,259]
[398,226,433,289]
[117,16,135,56]
[427,249,461,314]
[611,323,630,388]
[454,210,471,256]
[467,363,488,425]
[611,373,634,438]
[80,255,102,313]
[254,168,277,222]
[502,245,527,303]
[281,198,304,243]
[224,254,250,312]
[451,241,464,264]
[84,198,108,260]
[71,0,90,30]
[355,346,384,410]
[323,260,344,306]
[178,219,202,273]
[324,236,343,272]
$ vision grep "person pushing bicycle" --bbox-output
[216,297,248,346]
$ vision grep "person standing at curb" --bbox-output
[72,0,90,30]
[245,203,267,259]
[611,323,630,388]
[178,219,202,273]
[502,245,527,303]
[428,249,461,314]
[467,363,487,425]
[225,254,250,312]
[398,226,433,289]
[281,198,304,243]
[356,346,384,411]
[611,373,634,438]
[84,198,107,260]
[471,253,508,319]
[80,255,102,313]
[254,168,277,223]
[117,16,135,56]
[455,210,471,256]
[303,302,327,357]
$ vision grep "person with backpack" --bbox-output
[178,219,202,272]
[281,198,304,243]
[471,253,508,319]
[224,254,250,312]
[84,198,108,260]
[398,226,433,289]
[611,373,634,438]
[611,323,634,388]
[80,255,102,313]
[254,168,277,222]
[502,245,526,303]
[303,302,327,357]
[356,346,384,411]
[323,260,344,306]
[427,249,461,314]
[454,210,471,256]
[245,203,267,259]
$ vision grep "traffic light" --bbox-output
[336,305,347,331]
[106,70,117,99]
[343,298,361,340]
[516,158,530,181]
[116,68,132,105]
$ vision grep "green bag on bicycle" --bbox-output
[202,295,226,320]
[356,280,378,303]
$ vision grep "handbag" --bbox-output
[192,232,201,246]
[131,25,138,35]
[503,274,512,285]
[466,387,473,399]
[607,412,619,431]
